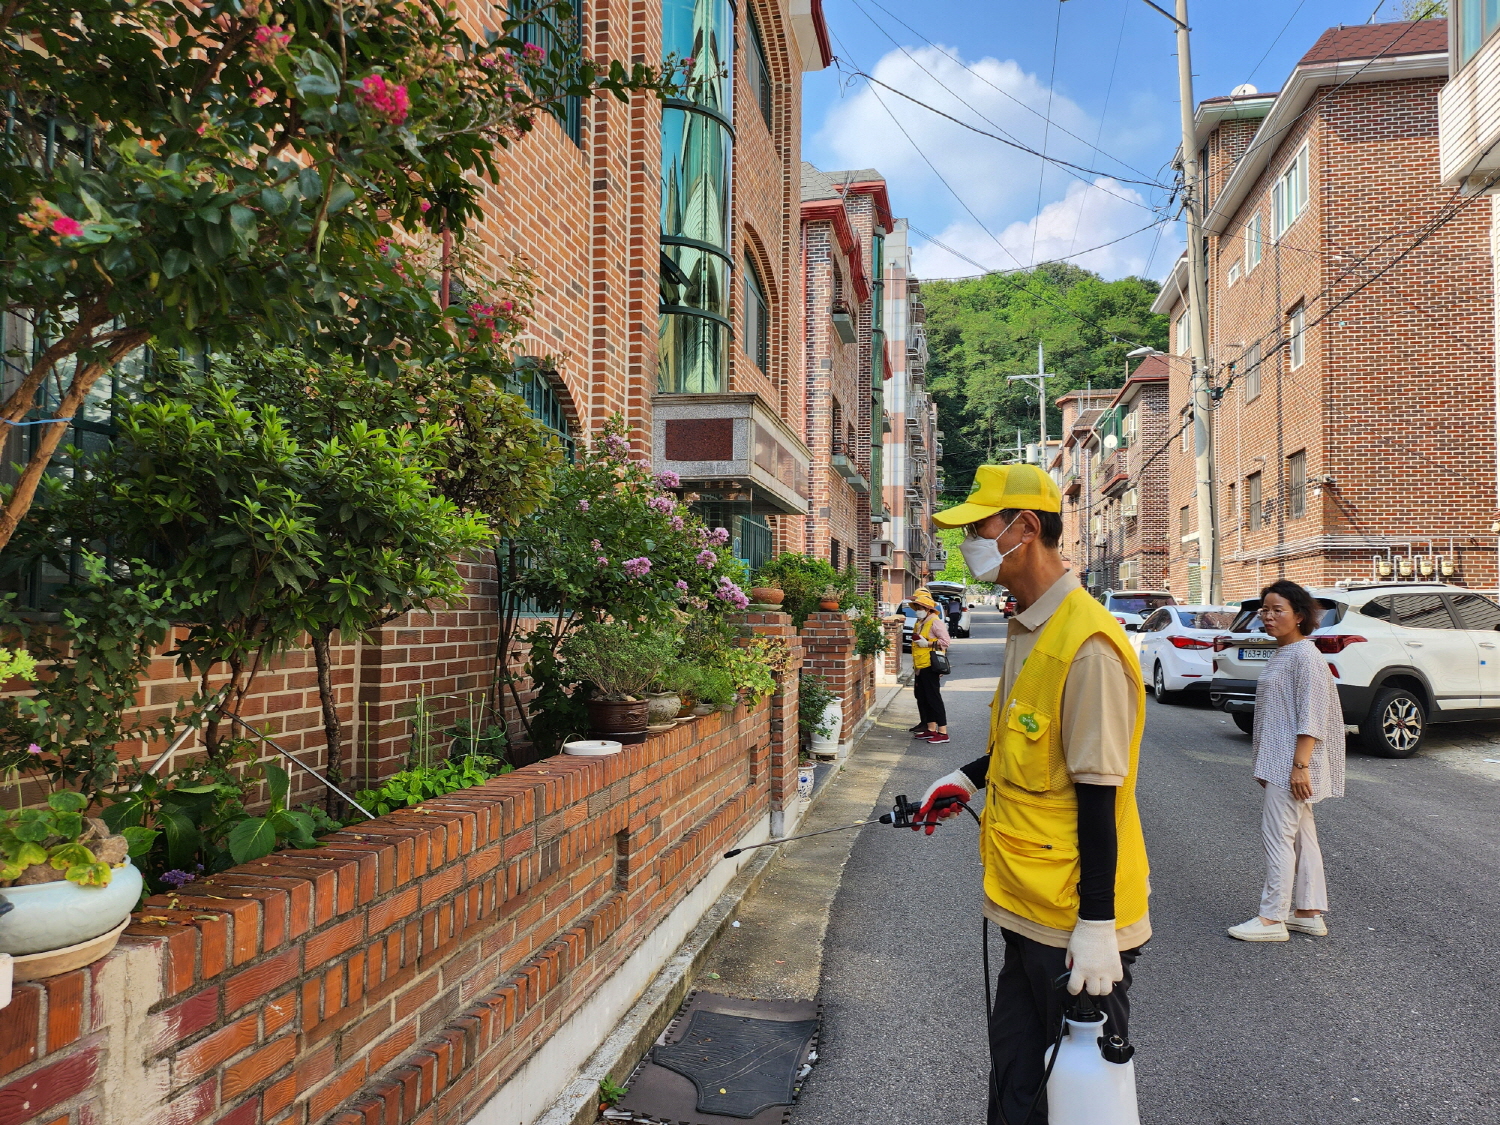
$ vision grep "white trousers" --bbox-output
[1258,782,1329,921]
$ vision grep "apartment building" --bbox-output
[1157,19,1497,600]
[800,164,892,587]
[1057,389,1117,578]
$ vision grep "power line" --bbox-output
[1070,0,1132,257]
[858,0,1161,182]
[842,0,1162,216]
[835,63,1174,193]
[1032,1,1065,267]
[1244,0,1309,88]
[909,219,1169,280]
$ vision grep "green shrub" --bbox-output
[799,673,838,739]
[753,554,857,626]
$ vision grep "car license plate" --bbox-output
[1239,648,1272,661]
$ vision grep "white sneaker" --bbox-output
[1285,914,1328,936]
[1228,916,1289,942]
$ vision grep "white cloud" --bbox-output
[811,45,1177,280]
[912,177,1181,281]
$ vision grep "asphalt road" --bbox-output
[792,605,1500,1125]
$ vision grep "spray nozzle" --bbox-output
[879,793,963,829]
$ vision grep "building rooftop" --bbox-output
[1298,19,1447,67]
[801,162,884,203]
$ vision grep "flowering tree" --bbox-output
[0,0,683,551]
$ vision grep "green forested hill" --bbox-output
[924,262,1170,504]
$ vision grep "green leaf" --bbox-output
[48,842,96,870]
[47,791,88,813]
[325,183,357,214]
[229,205,258,237]
[159,805,203,870]
[264,762,290,810]
[122,825,160,858]
[227,817,277,864]
[163,248,192,278]
[66,861,112,887]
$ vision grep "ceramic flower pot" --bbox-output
[818,598,840,612]
[646,691,682,726]
[0,860,144,958]
[690,703,715,717]
[750,588,785,606]
[586,698,649,742]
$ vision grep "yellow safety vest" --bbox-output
[981,587,1150,933]
[911,614,935,670]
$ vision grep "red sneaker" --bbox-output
[925,734,951,744]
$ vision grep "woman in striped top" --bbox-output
[1228,580,1347,943]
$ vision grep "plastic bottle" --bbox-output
[1045,1016,1140,1125]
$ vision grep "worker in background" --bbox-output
[914,463,1152,1125]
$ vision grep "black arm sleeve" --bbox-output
[960,755,989,790]
[1075,783,1117,921]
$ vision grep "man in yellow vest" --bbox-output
[917,463,1150,1125]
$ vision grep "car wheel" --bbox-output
[1231,711,1254,735]
[1359,687,1426,759]
[1152,663,1178,703]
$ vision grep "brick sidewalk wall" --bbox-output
[0,681,799,1125]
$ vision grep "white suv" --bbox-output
[1101,589,1177,632]
[1209,584,1500,758]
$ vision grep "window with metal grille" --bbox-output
[1180,505,1190,537]
[1287,304,1305,369]
[743,253,769,372]
[1248,472,1263,531]
[1243,342,1261,402]
[1288,450,1306,519]
[745,12,773,130]
[509,0,585,146]
[831,537,841,567]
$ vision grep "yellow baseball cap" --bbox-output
[932,464,1061,528]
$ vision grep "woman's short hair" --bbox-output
[1259,579,1322,636]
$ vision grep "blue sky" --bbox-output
[802,0,1399,281]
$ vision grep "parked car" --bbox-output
[1137,606,1238,701]
[1002,594,1018,617]
[901,605,917,652]
[928,581,972,638]
[1209,583,1500,758]
[1101,589,1177,631]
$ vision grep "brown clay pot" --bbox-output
[586,698,649,743]
[818,598,840,611]
[750,587,785,606]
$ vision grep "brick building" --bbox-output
[879,219,940,609]
[1056,388,1120,582]
[798,165,899,593]
[1157,19,1497,601]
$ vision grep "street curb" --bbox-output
[534,683,904,1125]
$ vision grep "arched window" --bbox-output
[743,254,769,373]
[510,357,575,460]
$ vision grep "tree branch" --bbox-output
[0,299,115,423]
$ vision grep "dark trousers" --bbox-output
[913,666,946,727]
[986,927,1141,1125]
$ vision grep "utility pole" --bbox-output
[1009,343,1056,471]
[1135,0,1219,602]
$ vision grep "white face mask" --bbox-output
[958,515,1024,584]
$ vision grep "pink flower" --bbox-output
[670,515,684,531]
[648,495,675,514]
[522,42,546,62]
[26,743,41,755]
[249,86,275,107]
[577,500,590,511]
[709,527,730,545]
[675,580,689,592]
[249,25,291,64]
[623,556,652,578]
[419,200,433,213]
[596,556,610,567]
[51,216,83,237]
[357,74,411,126]
[656,471,681,489]
[697,549,717,567]
[601,433,630,457]
[714,577,749,609]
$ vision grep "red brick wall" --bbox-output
[1171,74,1498,599]
[0,653,804,1125]
[797,612,873,733]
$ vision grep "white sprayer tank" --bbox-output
[1045,1016,1140,1125]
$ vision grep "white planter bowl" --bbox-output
[563,739,622,756]
[0,861,144,956]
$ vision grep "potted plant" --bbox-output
[818,585,842,612]
[0,791,143,979]
[646,665,687,728]
[559,622,677,742]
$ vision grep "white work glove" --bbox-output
[1066,918,1123,996]
[912,770,979,835]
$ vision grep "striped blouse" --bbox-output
[1251,638,1346,802]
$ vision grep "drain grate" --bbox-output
[615,992,821,1125]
